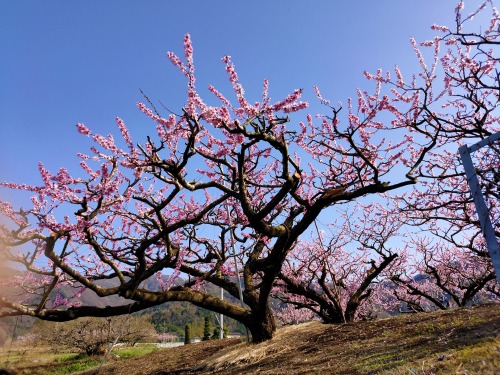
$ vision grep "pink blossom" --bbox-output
[76,123,91,136]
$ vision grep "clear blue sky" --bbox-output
[0,1,487,203]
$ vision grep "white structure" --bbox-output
[459,131,500,285]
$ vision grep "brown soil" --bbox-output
[74,303,500,374]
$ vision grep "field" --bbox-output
[1,302,499,375]
[0,345,158,375]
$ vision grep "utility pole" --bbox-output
[228,228,250,343]
[220,165,250,343]
[220,286,224,339]
[458,131,500,285]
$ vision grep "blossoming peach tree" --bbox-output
[390,146,499,312]
[388,0,500,311]
[0,1,498,342]
[273,1,499,322]
[274,202,402,324]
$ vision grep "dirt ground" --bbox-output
[70,303,500,374]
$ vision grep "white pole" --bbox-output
[220,286,224,339]
[225,205,250,343]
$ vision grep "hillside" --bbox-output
[72,302,500,375]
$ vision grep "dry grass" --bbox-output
[191,303,499,375]
[379,338,500,374]
[196,322,329,373]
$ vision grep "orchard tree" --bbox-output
[275,0,500,321]
[389,0,500,310]
[389,149,499,311]
[0,1,494,342]
[389,237,498,312]
[118,315,157,346]
[275,202,402,323]
[155,332,177,343]
[31,316,155,355]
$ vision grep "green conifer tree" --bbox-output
[212,326,220,340]
[211,326,228,340]
[184,324,191,345]
[202,317,211,341]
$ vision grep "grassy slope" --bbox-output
[195,302,500,375]
[15,302,500,375]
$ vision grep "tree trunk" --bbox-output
[344,300,360,322]
[320,304,346,324]
[246,307,276,343]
